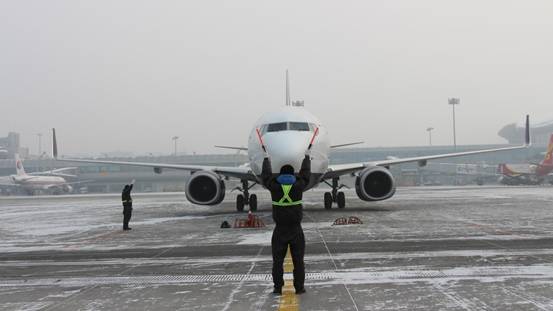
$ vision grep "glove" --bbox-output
[131,179,136,185]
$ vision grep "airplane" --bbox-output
[498,133,553,185]
[51,73,531,211]
[0,154,83,195]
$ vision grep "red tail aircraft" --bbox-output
[498,134,553,185]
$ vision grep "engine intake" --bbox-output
[355,166,396,201]
[185,171,225,205]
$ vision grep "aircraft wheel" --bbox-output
[324,192,333,209]
[249,194,257,212]
[337,192,346,209]
[236,194,245,212]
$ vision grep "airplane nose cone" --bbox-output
[264,132,311,173]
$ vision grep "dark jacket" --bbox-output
[122,184,133,208]
[262,155,311,227]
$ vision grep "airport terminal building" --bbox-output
[0,132,21,159]
[499,120,553,145]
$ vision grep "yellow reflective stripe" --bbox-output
[273,184,301,206]
[272,201,302,206]
[278,184,294,204]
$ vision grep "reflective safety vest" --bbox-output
[272,184,302,207]
[122,199,132,203]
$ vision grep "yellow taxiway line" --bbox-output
[278,247,299,311]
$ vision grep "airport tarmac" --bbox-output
[2,186,553,310]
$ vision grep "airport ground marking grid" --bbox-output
[479,239,553,310]
[436,213,553,310]
[221,245,265,311]
[304,212,360,311]
[41,231,177,311]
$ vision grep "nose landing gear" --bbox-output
[234,180,258,212]
[323,178,348,209]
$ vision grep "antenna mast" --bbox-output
[286,70,290,106]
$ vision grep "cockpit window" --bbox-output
[289,122,310,131]
[267,122,288,132]
[261,122,315,134]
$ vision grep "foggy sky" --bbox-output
[1,1,552,156]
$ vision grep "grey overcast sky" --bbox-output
[1,0,552,155]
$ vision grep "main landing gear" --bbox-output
[323,178,347,209]
[234,180,258,212]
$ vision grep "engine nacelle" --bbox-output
[355,166,396,201]
[185,171,225,205]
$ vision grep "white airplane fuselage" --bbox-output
[247,106,330,188]
[11,175,68,191]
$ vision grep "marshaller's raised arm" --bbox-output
[299,155,311,184]
[261,157,273,185]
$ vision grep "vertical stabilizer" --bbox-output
[52,128,58,158]
[285,70,290,106]
[541,134,553,166]
[14,154,26,176]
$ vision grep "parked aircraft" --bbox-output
[498,134,553,185]
[52,75,531,210]
[0,154,83,195]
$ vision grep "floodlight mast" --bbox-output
[448,98,460,150]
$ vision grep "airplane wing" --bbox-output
[214,145,248,151]
[54,158,255,181]
[52,130,256,182]
[323,115,531,180]
[29,168,78,178]
[330,142,364,148]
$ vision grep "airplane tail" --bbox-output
[14,154,27,176]
[540,134,553,166]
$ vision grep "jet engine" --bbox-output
[355,166,396,201]
[185,171,225,205]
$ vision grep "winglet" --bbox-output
[525,115,531,146]
[52,128,58,159]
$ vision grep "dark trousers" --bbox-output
[271,225,305,291]
[123,205,132,229]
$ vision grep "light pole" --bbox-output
[172,136,179,156]
[448,98,460,150]
[426,127,434,146]
[37,133,43,157]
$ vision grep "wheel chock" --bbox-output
[332,216,363,225]
[347,216,363,224]
[234,211,265,228]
